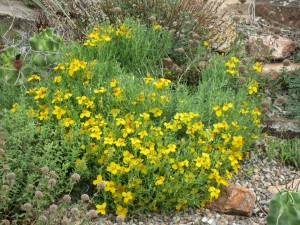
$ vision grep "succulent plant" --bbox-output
[266,189,300,225]
[0,46,22,84]
[29,28,62,67]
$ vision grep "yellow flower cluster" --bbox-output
[19,49,261,216]
[84,23,132,47]
[225,56,239,76]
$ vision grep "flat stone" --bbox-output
[262,117,300,139]
[205,184,256,217]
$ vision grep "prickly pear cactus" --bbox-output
[29,28,62,67]
[0,46,21,84]
[266,189,300,225]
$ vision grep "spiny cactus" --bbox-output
[0,47,21,83]
[266,189,300,225]
[29,28,62,67]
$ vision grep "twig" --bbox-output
[257,202,268,216]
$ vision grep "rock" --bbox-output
[262,118,300,139]
[256,0,300,30]
[268,177,300,195]
[247,35,296,60]
[261,63,300,80]
[205,184,256,217]
[0,0,39,30]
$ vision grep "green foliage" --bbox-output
[0,102,82,221]
[266,138,300,169]
[81,19,172,75]
[284,68,300,120]
[29,28,63,68]
[267,189,300,225]
[100,0,225,84]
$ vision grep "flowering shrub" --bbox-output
[4,19,262,220]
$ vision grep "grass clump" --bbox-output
[266,137,300,169]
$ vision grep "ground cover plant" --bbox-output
[0,5,265,224]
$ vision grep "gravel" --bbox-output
[94,144,300,225]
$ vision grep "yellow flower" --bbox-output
[140,112,150,121]
[213,106,222,117]
[153,78,171,89]
[76,96,87,104]
[208,186,220,199]
[104,181,116,194]
[248,80,258,95]
[194,153,211,169]
[92,174,103,185]
[248,85,257,95]
[122,191,134,203]
[231,121,240,130]
[111,108,121,117]
[144,73,154,84]
[80,110,91,118]
[155,176,165,185]
[226,68,237,76]
[110,78,118,87]
[116,204,128,217]
[232,135,244,148]
[64,92,72,100]
[11,103,17,113]
[149,108,163,117]
[54,63,65,70]
[90,126,102,140]
[221,133,231,143]
[52,106,66,120]
[94,87,107,93]
[28,74,41,81]
[203,41,209,47]
[116,118,126,126]
[63,118,75,127]
[115,138,126,147]
[167,144,176,153]
[107,162,121,175]
[53,76,62,83]
[153,24,162,30]
[38,110,48,121]
[96,202,107,215]
[101,34,111,42]
[253,62,262,73]
[138,130,148,139]
[34,87,47,100]
[252,107,261,116]
[222,102,233,111]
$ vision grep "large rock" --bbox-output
[247,35,296,60]
[205,184,256,217]
[0,0,39,30]
[256,0,300,30]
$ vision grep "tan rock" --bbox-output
[268,178,300,195]
[261,63,300,80]
[248,35,296,60]
[205,184,256,217]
